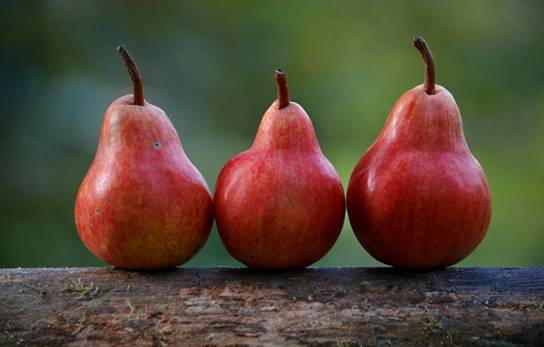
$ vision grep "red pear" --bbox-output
[75,46,213,269]
[347,37,492,270]
[214,69,345,270]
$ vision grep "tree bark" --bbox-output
[1,267,543,346]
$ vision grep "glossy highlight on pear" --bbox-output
[347,37,492,270]
[74,46,213,269]
[214,69,346,270]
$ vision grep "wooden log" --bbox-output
[1,267,543,346]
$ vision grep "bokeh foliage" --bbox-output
[0,0,543,267]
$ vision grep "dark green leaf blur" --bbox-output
[1,0,543,267]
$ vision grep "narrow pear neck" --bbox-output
[99,97,182,152]
[252,102,320,153]
[381,86,467,152]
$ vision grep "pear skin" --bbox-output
[347,38,492,270]
[214,70,345,270]
[75,46,213,269]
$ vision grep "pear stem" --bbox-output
[413,37,436,95]
[117,45,145,106]
[275,69,290,109]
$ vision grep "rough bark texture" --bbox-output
[1,267,543,346]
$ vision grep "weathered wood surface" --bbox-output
[0,267,543,346]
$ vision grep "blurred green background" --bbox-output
[1,0,543,268]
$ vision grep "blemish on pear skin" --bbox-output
[153,141,161,149]
[95,208,101,214]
